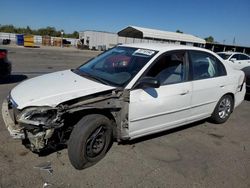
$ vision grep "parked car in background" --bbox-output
[2,39,11,45]
[2,44,246,170]
[217,52,250,70]
[242,66,250,94]
[0,49,11,77]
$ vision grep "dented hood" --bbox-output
[11,70,115,109]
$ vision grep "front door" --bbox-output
[128,51,192,139]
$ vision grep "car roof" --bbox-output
[119,43,212,53]
[217,51,249,56]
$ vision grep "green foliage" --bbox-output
[0,24,79,38]
[176,30,183,34]
[204,36,214,43]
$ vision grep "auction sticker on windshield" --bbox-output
[133,49,155,56]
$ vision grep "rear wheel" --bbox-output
[68,114,113,170]
[210,95,233,124]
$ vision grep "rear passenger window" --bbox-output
[239,54,250,60]
[189,51,226,80]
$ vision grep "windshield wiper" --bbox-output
[77,70,110,86]
[87,74,110,85]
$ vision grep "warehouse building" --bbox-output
[78,26,206,50]
[205,42,250,54]
[78,30,118,50]
[118,26,206,47]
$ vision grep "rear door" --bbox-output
[188,50,227,120]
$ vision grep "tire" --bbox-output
[68,114,113,170]
[210,95,233,124]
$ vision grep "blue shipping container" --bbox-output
[16,34,24,45]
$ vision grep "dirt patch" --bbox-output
[19,151,29,156]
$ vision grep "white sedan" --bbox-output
[2,44,246,170]
[217,51,250,70]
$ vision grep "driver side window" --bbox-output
[145,51,187,86]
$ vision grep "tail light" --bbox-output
[0,51,7,59]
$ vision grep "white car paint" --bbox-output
[11,70,115,109]
[7,43,246,141]
[217,52,250,70]
[123,44,246,139]
[129,82,192,138]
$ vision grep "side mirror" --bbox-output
[135,77,160,89]
[230,58,237,62]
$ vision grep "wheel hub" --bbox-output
[86,126,106,158]
[218,98,231,119]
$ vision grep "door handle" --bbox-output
[180,90,189,95]
[220,85,225,88]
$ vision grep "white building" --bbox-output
[78,30,118,50]
[79,26,206,50]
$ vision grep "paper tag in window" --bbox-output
[133,49,155,56]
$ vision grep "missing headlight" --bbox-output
[17,107,58,126]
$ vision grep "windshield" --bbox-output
[75,46,157,87]
[217,53,231,60]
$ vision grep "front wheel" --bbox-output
[210,95,234,124]
[68,114,113,170]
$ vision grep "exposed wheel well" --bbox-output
[64,109,117,139]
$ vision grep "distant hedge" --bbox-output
[0,25,79,38]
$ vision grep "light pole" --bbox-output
[61,31,64,48]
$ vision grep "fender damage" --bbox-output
[2,89,130,152]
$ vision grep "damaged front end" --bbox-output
[2,97,64,152]
[17,106,64,152]
[2,89,130,153]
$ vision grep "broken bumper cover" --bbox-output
[2,99,25,139]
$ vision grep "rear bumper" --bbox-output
[1,99,24,139]
[235,83,246,108]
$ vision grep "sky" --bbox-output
[0,0,250,46]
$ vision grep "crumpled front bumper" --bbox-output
[1,99,24,139]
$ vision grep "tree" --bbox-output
[72,31,79,38]
[0,25,15,33]
[0,24,79,38]
[26,26,32,34]
[176,30,183,33]
[65,31,79,38]
[205,36,214,43]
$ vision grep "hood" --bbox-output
[11,70,115,109]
